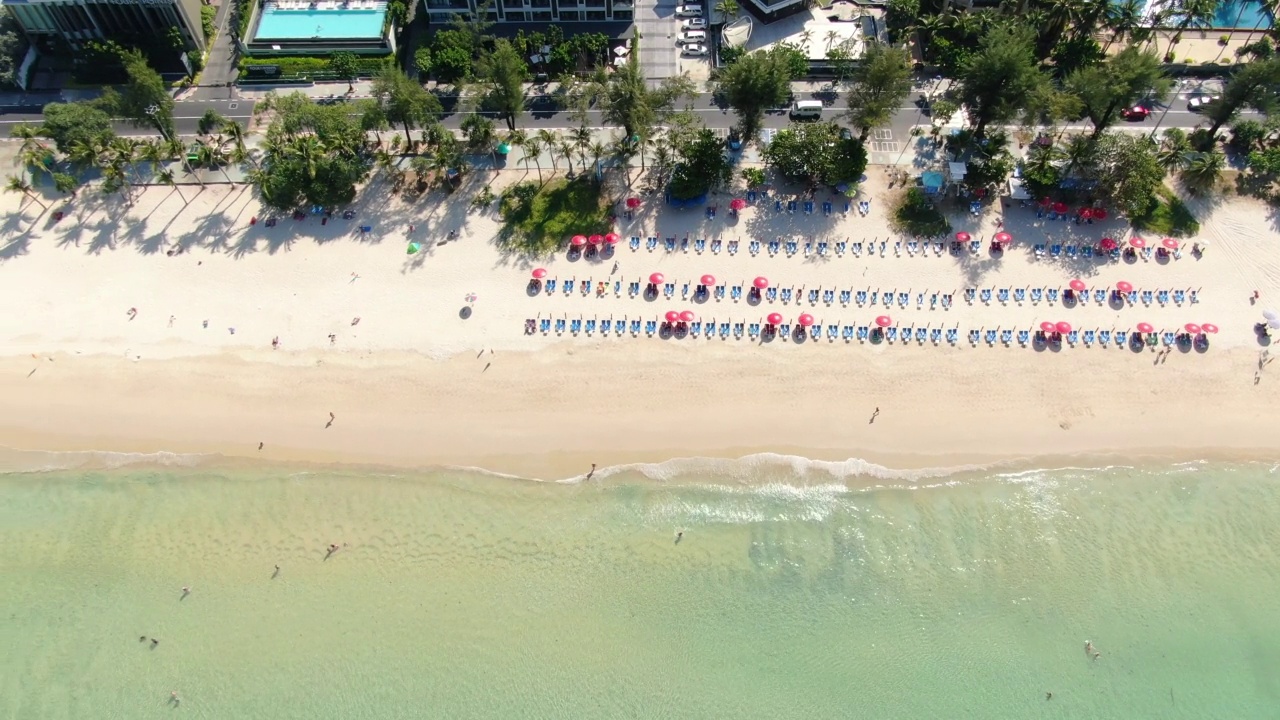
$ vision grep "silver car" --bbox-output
[682,18,707,29]
[681,44,709,57]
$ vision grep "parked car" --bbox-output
[682,18,707,29]
[1188,95,1220,111]
[681,43,709,56]
[1120,105,1150,121]
[675,4,702,16]
[679,30,707,45]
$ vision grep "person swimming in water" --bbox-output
[675,531,683,544]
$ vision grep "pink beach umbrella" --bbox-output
[570,235,587,247]
[798,313,815,327]
[664,311,680,323]
[875,315,892,328]
[1129,236,1147,249]
[1184,323,1202,334]
[1039,196,1053,207]
[531,268,548,279]
[955,231,972,242]
[1202,323,1219,334]
[1093,208,1108,221]
[1052,202,1068,214]
[767,312,784,325]
[1161,237,1179,250]
[993,231,1012,244]
[700,274,716,286]
[625,197,641,209]
[679,310,697,323]
[730,198,747,210]
[588,234,604,245]
[1039,321,1057,333]
[1079,208,1093,219]
[649,272,665,285]
[1099,238,1118,251]
[1056,321,1072,334]
[753,276,769,290]
[604,233,620,244]
[1069,279,1086,292]
[1136,322,1155,334]
[1116,280,1133,293]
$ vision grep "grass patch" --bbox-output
[498,178,612,254]
[889,187,952,237]
[1130,185,1200,237]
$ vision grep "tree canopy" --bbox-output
[115,49,175,137]
[477,39,528,131]
[761,122,868,187]
[718,45,798,142]
[370,66,442,146]
[1065,45,1169,136]
[845,42,913,140]
[668,129,730,200]
[957,25,1049,138]
[255,92,373,209]
[40,100,116,155]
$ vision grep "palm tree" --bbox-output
[559,141,577,177]
[6,174,48,212]
[1105,0,1145,51]
[571,126,593,172]
[824,30,841,53]
[156,166,187,203]
[1157,128,1191,171]
[11,123,47,157]
[523,138,544,182]
[221,119,254,169]
[588,141,607,175]
[1179,149,1225,194]
[536,129,560,173]
[1166,0,1218,58]
[52,173,79,199]
[1061,134,1096,177]
[286,135,327,181]
[714,0,739,21]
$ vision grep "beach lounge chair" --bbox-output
[858,326,869,340]
[907,240,918,255]
[1125,291,1137,305]
[1142,247,1153,260]
[545,279,557,294]
[843,325,855,340]
[732,286,743,301]
[749,240,761,255]
[630,320,641,335]
[714,285,726,300]
[788,200,797,214]
[585,319,596,334]
[809,290,820,304]
[840,290,851,305]
[856,291,868,306]
[555,318,567,333]
[715,323,727,338]
[665,237,676,252]
[869,291,878,305]
[1173,290,1186,305]
[749,324,760,339]
[1190,289,1198,304]
[728,241,739,255]
[985,330,998,344]
[804,201,814,215]
[980,288,993,303]
[930,293,938,309]
[804,241,813,256]
[852,242,863,256]
[564,282,574,296]
[970,240,981,254]
[825,324,836,340]
[1162,332,1175,346]
[1000,330,1012,344]
[766,288,778,302]
[570,319,582,334]
[706,206,716,220]
[1083,330,1095,346]
[933,241,944,255]
[1110,248,1121,261]
[689,322,700,337]
[898,326,911,343]
[582,280,593,295]
[1115,331,1127,347]
[859,201,870,215]
[965,288,977,303]
[1034,243,1046,257]
[711,239,722,254]
[664,283,675,298]
[822,201,832,216]
[781,289,792,303]
[733,323,744,338]
[786,241,799,255]
[844,201,852,215]
[614,281,621,296]
[931,328,942,343]
[879,240,888,256]
[644,320,656,335]
[1066,330,1078,345]
[1141,291,1154,305]
[836,241,847,255]
[1050,244,1062,257]
[1013,288,1026,303]
[1157,290,1170,304]
[808,325,820,341]
[768,240,781,254]
[681,283,691,300]
[1066,245,1077,258]
[540,319,551,333]
[747,190,757,204]
[630,236,640,250]
[897,293,909,308]
[969,329,981,344]
[998,288,1010,303]
[1093,289,1107,304]
[629,282,640,296]
[1098,330,1110,345]
[823,290,835,304]
[681,237,690,253]
[775,199,783,212]
[915,328,928,343]
[946,328,958,344]
[894,241,902,256]
[1047,289,1060,303]
[818,242,828,255]
[694,238,706,253]
[1082,246,1094,258]
[779,324,791,337]
[885,328,897,341]
[646,237,658,251]
[601,320,612,334]
[1017,330,1030,345]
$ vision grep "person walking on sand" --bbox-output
[586,463,596,480]
[326,412,335,429]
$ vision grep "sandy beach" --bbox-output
[2,168,1279,479]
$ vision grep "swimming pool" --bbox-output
[254,7,386,40]
[1211,0,1272,29]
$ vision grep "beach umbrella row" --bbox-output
[570,233,621,247]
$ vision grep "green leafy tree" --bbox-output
[845,42,912,141]
[371,66,443,148]
[956,25,1048,138]
[1105,0,1146,50]
[565,51,692,143]
[413,46,432,77]
[5,174,47,211]
[430,28,478,84]
[1178,149,1225,194]
[40,101,115,154]
[461,113,497,152]
[668,129,730,200]
[254,91,373,209]
[1201,58,1280,140]
[1088,132,1165,217]
[116,49,175,138]
[761,122,868,187]
[478,39,528,131]
[1065,45,1170,136]
[52,172,79,198]
[1247,146,1280,175]
[1229,119,1268,152]
[718,45,796,142]
[328,51,360,92]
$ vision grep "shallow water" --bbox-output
[2,459,1279,719]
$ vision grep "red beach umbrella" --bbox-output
[1161,237,1179,250]
[730,198,747,210]
[625,197,641,209]
[570,235,587,246]
[955,231,971,242]
[753,276,769,290]
[1039,196,1052,207]
[1069,279,1086,292]
[875,315,892,328]
[1129,236,1146,249]
[1055,322,1072,334]
[588,234,604,245]
[649,272,665,284]
[1079,208,1093,219]
[700,274,716,286]
[1053,201,1068,214]
[1116,280,1133,293]
[1099,238,1118,251]
[679,310,696,323]
[1202,323,1219,334]
[531,268,548,279]
[1040,321,1057,333]
[798,313,815,327]
[665,311,680,323]
[1093,208,1108,220]
[1136,322,1154,334]
[994,232,1012,244]
[767,313,783,325]
[604,233,620,244]
[1184,323,1202,334]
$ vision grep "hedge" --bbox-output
[240,55,392,77]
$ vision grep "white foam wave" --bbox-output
[0,447,213,474]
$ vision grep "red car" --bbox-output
[1120,105,1150,121]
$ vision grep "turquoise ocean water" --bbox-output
[2,456,1279,719]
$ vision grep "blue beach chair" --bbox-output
[930,328,942,343]
[600,320,611,333]
[556,319,566,333]
[630,320,641,334]
[545,279,557,294]
[997,288,1010,303]
[646,237,658,251]
[629,236,640,250]
[1047,289,1060,303]
[858,326,869,340]
[645,320,657,335]
[1017,330,1030,345]
[540,319,551,333]
[946,328,958,344]
[840,290,851,305]
[571,319,582,334]
[585,319,595,334]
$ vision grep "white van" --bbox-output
[679,30,707,44]
[790,100,823,119]
[675,4,703,17]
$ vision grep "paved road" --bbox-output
[0,98,254,138]
[195,0,242,100]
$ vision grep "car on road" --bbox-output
[679,30,707,45]
[1119,105,1150,121]
[675,4,702,16]
[681,43,709,56]
[1188,95,1220,111]
[682,18,707,29]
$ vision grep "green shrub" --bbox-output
[240,55,391,78]
[201,5,216,39]
[890,187,951,237]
